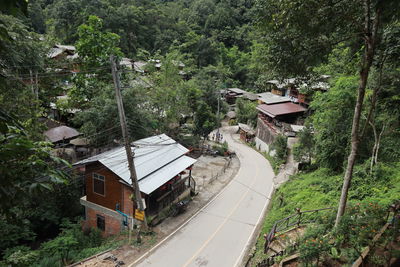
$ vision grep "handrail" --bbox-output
[264,207,334,254]
[259,201,399,267]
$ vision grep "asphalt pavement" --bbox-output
[131,126,275,267]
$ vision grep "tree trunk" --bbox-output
[374,124,385,165]
[369,120,378,173]
[335,0,381,227]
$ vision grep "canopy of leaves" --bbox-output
[235,98,258,127]
[310,76,358,170]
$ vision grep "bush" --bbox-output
[2,246,39,267]
[299,225,331,266]
[332,202,388,262]
[37,220,107,266]
[212,141,229,156]
[228,119,237,126]
[272,135,287,162]
[250,162,400,266]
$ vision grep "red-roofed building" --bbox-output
[255,103,307,149]
[256,103,307,118]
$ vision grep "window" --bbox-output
[93,173,105,195]
[97,215,105,231]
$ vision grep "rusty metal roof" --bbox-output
[238,123,255,135]
[257,103,307,118]
[44,126,80,143]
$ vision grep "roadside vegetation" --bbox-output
[250,163,400,265]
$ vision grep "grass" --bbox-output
[249,162,400,266]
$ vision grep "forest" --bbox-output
[1,0,399,266]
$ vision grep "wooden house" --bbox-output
[238,123,255,143]
[225,88,248,104]
[74,134,196,236]
[257,92,291,105]
[255,103,307,149]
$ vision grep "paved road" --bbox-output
[132,126,274,267]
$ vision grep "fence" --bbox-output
[209,157,232,184]
[257,202,399,267]
[256,246,299,267]
[264,207,334,254]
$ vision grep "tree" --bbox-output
[293,125,315,164]
[310,76,358,170]
[272,135,288,162]
[71,15,123,102]
[257,0,399,226]
[40,221,79,265]
[0,0,27,41]
[194,101,216,138]
[236,98,258,127]
[76,15,122,69]
[0,109,70,216]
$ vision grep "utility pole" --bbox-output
[216,80,221,142]
[110,55,148,242]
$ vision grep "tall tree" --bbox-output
[70,15,122,103]
[257,0,399,225]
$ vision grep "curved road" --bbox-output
[132,126,274,267]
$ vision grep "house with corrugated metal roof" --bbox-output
[74,134,196,236]
[255,102,307,152]
[266,77,330,106]
[225,88,248,104]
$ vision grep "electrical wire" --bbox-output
[5,67,111,80]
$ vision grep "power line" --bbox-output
[53,125,121,149]
[5,67,111,80]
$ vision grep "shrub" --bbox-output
[299,225,331,266]
[272,135,287,162]
[3,246,39,267]
[212,141,229,156]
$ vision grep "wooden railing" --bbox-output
[264,207,334,254]
[256,246,299,267]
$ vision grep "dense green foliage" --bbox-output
[1,220,123,266]
[1,0,259,262]
[271,135,288,164]
[310,76,358,170]
[251,163,400,265]
[235,98,258,127]
[1,0,399,265]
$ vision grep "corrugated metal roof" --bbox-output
[243,92,258,101]
[55,44,76,51]
[266,78,297,89]
[44,126,80,143]
[227,88,247,94]
[74,134,196,193]
[238,123,255,135]
[257,103,307,117]
[227,111,236,119]
[257,92,291,104]
[47,47,64,58]
[139,155,196,194]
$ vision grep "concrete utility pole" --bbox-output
[110,55,148,240]
[216,81,221,142]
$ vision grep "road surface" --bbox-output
[132,126,274,267]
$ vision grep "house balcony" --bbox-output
[80,196,126,221]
